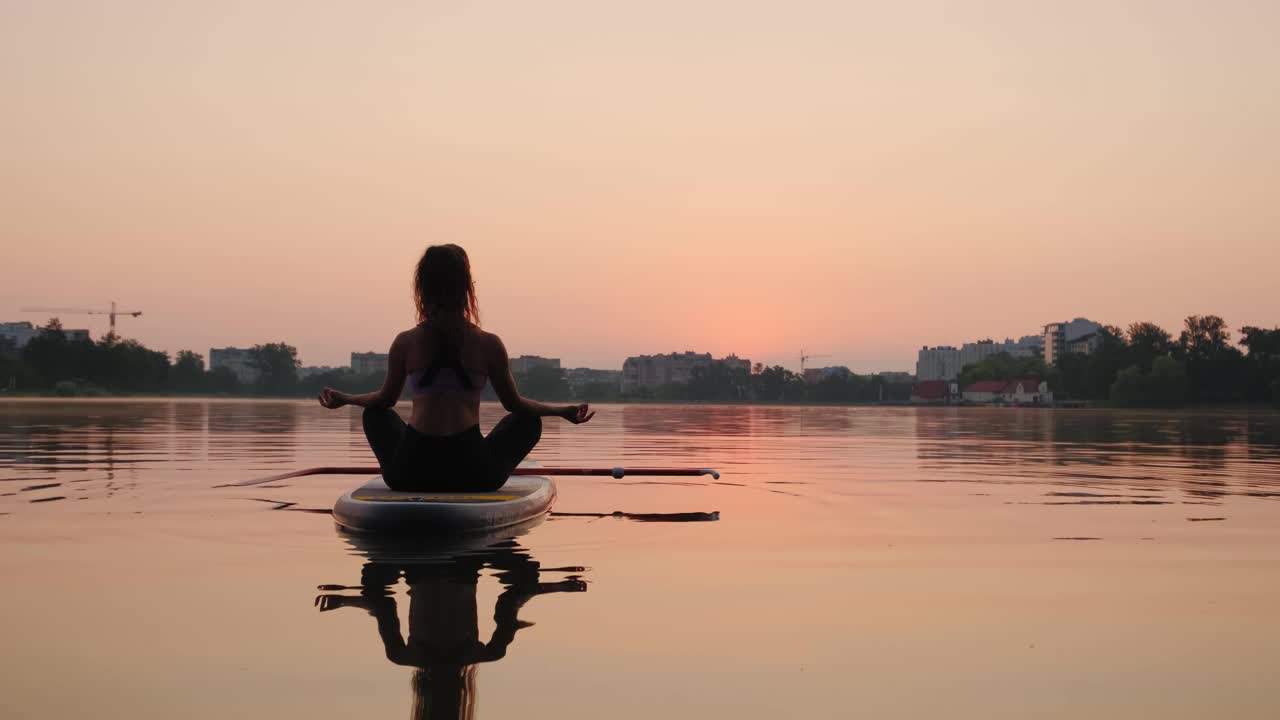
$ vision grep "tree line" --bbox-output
[0,319,611,401]
[956,316,1279,407]
[610,363,913,404]
[2,318,914,404]
[6,315,1277,407]
[486,363,913,404]
[1,318,309,396]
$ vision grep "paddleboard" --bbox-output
[332,475,556,535]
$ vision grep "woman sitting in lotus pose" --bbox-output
[318,244,593,491]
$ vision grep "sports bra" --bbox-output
[408,324,488,401]
[407,366,487,401]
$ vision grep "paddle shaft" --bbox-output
[521,467,717,477]
[217,465,720,488]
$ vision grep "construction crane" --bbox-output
[799,349,830,375]
[20,301,142,336]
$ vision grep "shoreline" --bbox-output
[1,393,1277,414]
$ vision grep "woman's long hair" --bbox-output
[414,244,480,327]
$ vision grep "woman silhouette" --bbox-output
[317,244,594,491]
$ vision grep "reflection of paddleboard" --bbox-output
[336,514,547,564]
[332,475,556,535]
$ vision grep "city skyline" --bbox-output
[4,3,1278,372]
[2,307,1272,376]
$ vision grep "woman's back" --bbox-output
[404,322,492,435]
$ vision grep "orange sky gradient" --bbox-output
[3,2,1277,372]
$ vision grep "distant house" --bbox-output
[803,366,851,384]
[1044,317,1103,365]
[2,322,91,347]
[211,347,261,383]
[961,377,1053,405]
[0,322,37,349]
[916,336,1042,381]
[911,380,955,404]
[961,380,1008,403]
[564,367,622,391]
[1068,332,1102,356]
[351,352,389,376]
[621,352,750,392]
[1003,378,1052,405]
[509,355,560,375]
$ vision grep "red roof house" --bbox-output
[911,380,952,403]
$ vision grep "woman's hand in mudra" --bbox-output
[318,387,349,410]
[561,403,595,424]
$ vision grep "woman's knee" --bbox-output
[512,413,542,444]
[524,413,543,435]
[496,411,540,433]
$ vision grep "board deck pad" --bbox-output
[333,474,555,534]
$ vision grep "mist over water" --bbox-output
[2,399,1279,718]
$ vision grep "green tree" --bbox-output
[0,349,38,391]
[957,353,1049,388]
[1179,315,1231,356]
[1240,326,1280,360]
[1126,321,1173,373]
[18,318,179,393]
[91,336,169,392]
[250,343,301,395]
[1176,315,1246,402]
[171,350,207,393]
[1108,366,1145,406]
[687,362,750,402]
[806,373,856,403]
[751,365,803,402]
[1053,352,1092,399]
[880,377,913,402]
[1109,356,1187,407]
[1239,326,1280,404]
[1148,355,1189,405]
[207,366,242,395]
[22,318,67,385]
[21,318,92,388]
[1082,326,1129,399]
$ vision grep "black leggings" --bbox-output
[362,408,542,492]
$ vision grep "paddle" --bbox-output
[215,465,721,488]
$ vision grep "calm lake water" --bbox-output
[2,399,1279,719]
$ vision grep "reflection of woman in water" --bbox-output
[316,542,586,719]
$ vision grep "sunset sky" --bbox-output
[3,2,1277,372]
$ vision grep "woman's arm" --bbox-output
[318,334,408,410]
[487,334,594,423]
